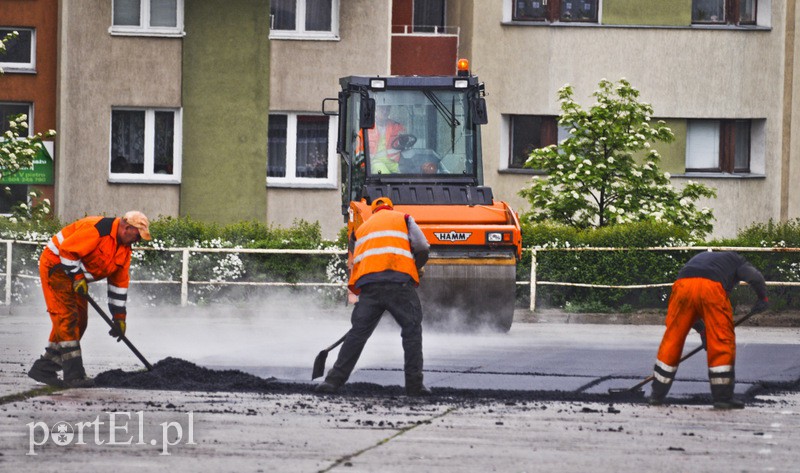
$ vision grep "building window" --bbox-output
[270,0,340,40]
[110,108,181,183]
[686,119,751,173]
[0,102,33,214]
[267,113,337,188]
[413,0,445,33]
[0,102,32,133]
[512,0,598,23]
[692,0,757,25]
[506,115,571,170]
[0,28,35,72]
[110,0,184,36]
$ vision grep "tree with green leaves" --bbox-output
[519,78,717,239]
[1,30,55,223]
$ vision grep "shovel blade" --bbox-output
[312,350,328,380]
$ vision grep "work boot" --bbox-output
[406,384,432,397]
[27,362,64,388]
[648,378,672,406]
[66,376,95,389]
[405,372,431,396]
[61,341,91,388]
[711,382,744,409]
[315,380,340,394]
[28,345,65,388]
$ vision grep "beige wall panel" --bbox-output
[57,0,182,222]
[268,0,391,239]
[469,1,786,238]
[267,188,345,239]
[789,3,800,220]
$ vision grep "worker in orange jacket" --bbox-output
[316,197,431,396]
[28,211,151,388]
[649,251,768,409]
[356,105,406,174]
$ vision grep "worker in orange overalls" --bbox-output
[316,197,431,396]
[649,251,768,409]
[27,211,151,388]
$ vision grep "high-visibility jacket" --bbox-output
[40,216,131,316]
[357,121,405,163]
[348,209,419,294]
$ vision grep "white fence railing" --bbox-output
[2,240,799,309]
[525,246,800,311]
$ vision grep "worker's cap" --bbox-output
[123,210,152,241]
[371,197,394,212]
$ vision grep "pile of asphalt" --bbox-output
[90,357,800,407]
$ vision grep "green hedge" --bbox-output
[519,219,800,312]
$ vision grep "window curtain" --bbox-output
[111,111,145,173]
[296,115,328,178]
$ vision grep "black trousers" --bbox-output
[326,282,424,386]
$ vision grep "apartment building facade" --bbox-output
[1,0,797,240]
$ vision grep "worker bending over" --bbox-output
[28,211,151,388]
[316,197,431,396]
[650,251,768,409]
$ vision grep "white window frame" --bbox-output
[0,28,36,73]
[267,112,338,189]
[109,107,182,184]
[269,0,340,41]
[109,0,185,37]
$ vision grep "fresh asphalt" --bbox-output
[2,295,800,471]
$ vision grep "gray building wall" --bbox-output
[470,1,789,238]
[266,0,391,239]
[56,0,182,221]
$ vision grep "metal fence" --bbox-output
[525,246,800,311]
[2,240,799,309]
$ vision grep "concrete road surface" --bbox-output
[1,295,799,472]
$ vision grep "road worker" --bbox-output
[649,251,768,409]
[27,211,151,388]
[357,105,406,174]
[316,197,431,395]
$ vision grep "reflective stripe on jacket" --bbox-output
[348,210,419,294]
[40,216,131,315]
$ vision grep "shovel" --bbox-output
[83,293,153,371]
[608,305,765,396]
[311,334,347,380]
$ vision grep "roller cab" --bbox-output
[326,62,522,331]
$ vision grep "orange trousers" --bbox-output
[656,277,735,369]
[40,262,88,343]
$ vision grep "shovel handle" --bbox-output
[324,334,347,352]
[83,293,153,371]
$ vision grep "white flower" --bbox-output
[632,170,642,178]
[664,172,671,179]
[607,205,617,213]
[585,170,590,175]
[607,157,614,164]
[568,173,577,180]
[583,159,592,166]
[569,154,576,161]
[679,198,689,207]
[557,164,564,170]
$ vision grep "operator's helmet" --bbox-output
[371,197,394,212]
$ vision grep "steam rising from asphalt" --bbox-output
[88,287,509,384]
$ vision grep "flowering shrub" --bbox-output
[520,79,716,239]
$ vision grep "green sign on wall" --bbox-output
[0,141,54,185]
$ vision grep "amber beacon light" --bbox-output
[457,58,470,76]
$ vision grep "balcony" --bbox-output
[390,25,459,76]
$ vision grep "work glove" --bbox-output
[72,276,88,295]
[108,314,126,341]
[751,298,769,315]
[692,319,707,350]
[418,266,425,279]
